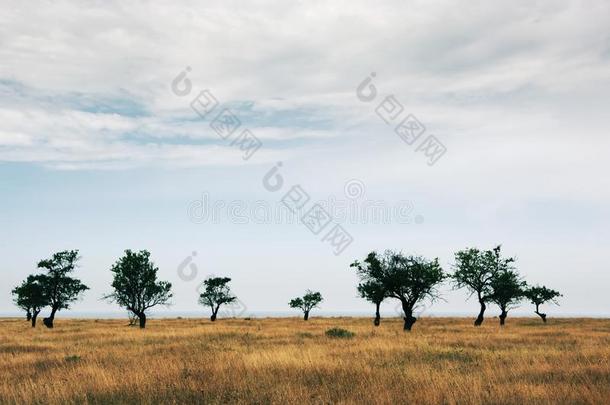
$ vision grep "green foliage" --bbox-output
[452,245,514,302]
[325,328,355,339]
[289,290,323,312]
[64,355,81,363]
[351,253,387,305]
[105,250,172,317]
[524,285,562,307]
[380,252,445,306]
[37,250,89,312]
[489,269,526,312]
[352,251,445,330]
[351,252,385,281]
[12,275,48,316]
[356,280,386,305]
[356,251,444,308]
[199,277,236,320]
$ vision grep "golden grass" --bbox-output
[1,317,610,404]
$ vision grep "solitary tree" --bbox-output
[351,253,387,326]
[198,277,236,321]
[452,245,514,326]
[524,285,562,323]
[12,275,47,327]
[37,250,89,328]
[380,252,445,331]
[289,290,323,320]
[489,270,526,326]
[105,250,172,328]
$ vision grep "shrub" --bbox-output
[325,328,355,339]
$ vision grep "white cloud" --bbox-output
[0,0,608,177]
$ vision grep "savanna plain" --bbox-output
[1,317,609,405]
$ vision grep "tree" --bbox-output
[105,250,172,329]
[489,270,526,326]
[357,281,386,326]
[524,285,562,323]
[12,275,48,327]
[37,250,89,328]
[452,245,514,326]
[351,253,387,326]
[198,277,236,321]
[380,252,445,331]
[289,290,323,320]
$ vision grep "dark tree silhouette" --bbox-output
[524,285,562,323]
[105,250,172,328]
[351,253,387,326]
[489,270,526,326]
[289,290,323,320]
[358,281,386,326]
[198,277,236,321]
[12,275,47,327]
[380,252,445,331]
[37,250,89,328]
[452,245,514,326]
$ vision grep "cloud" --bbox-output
[0,0,608,172]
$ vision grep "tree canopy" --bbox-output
[105,250,172,328]
[452,245,514,326]
[289,290,323,320]
[382,252,445,331]
[12,275,48,327]
[353,251,445,331]
[524,285,562,322]
[37,250,89,328]
[489,269,526,325]
[351,252,387,326]
[198,277,236,321]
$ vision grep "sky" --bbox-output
[1,0,609,319]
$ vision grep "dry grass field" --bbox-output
[1,317,609,405]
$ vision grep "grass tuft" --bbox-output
[325,327,355,339]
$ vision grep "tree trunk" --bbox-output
[31,311,39,328]
[211,306,219,322]
[403,314,417,331]
[26,311,32,321]
[401,300,417,331]
[303,310,309,321]
[374,302,381,326]
[474,300,486,326]
[499,309,507,326]
[535,311,547,323]
[535,304,547,323]
[139,313,147,329]
[43,306,58,329]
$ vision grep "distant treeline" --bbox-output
[12,246,561,330]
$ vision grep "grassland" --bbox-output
[1,317,609,404]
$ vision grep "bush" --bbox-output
[325,328,355,339]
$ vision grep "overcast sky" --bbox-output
[1,0,609,318]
